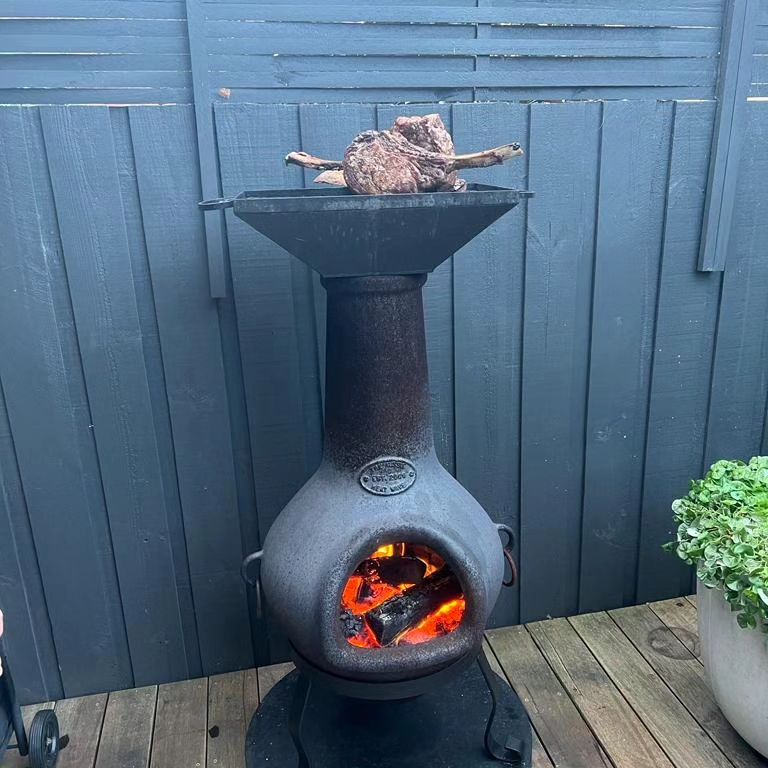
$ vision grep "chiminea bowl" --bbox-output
[206,185,532,690]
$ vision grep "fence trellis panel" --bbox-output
[0,0,727,104]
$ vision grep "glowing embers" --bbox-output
[340,543,465,649]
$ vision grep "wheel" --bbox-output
[28,709,59,768]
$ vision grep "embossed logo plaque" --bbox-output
[359,457,417,496]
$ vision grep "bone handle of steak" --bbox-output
[285,151,343,171]
[447,143,523,171]
[365,569,463,647]
[287,143,522,175]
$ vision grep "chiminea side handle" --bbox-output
[241,550,263,585]
[495,523,518,588]
[495,523,515,550]
[242,550,265,618]
[199,197,235,211]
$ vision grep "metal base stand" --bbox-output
[477,650,529,765]
[287,672,311,768]
[246,656,532,768]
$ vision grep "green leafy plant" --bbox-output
[667,456,768,632]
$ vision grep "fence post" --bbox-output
[698,0,758,272]
[186,0,227,297]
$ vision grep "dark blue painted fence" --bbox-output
[1,99,767,702]
[0,0,767,703]
[2,0,767,102]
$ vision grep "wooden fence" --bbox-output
[1,99,767,703]
[3,0,768,103]
[0,0,767,703]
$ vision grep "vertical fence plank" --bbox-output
[40,105,190,686]
[377,103,457,474]
[579,100,674,613]
[2,91,767,693]
[452,102,529,627]
[704,102,768,465]
[110,108,202,680]
[520,101,600,622]
[636,101,721,603]
[0,384,62,703]
[0,106,132,695]
[215,102,318,660]
[130,105,255,674]
[698,0,759,271]
[215,248,264,665]
[186,0,227,297]
[256,133,323,477]
[298,104,377,414]
[214,101,320,530]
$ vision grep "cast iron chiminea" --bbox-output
[202,184,534,768]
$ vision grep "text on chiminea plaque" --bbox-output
[359,458,416,496]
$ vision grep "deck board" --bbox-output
[256,661,294,701]
[17,598,766,768]
[527,617,673,768]
[243,669,259,721]
[150,679,207,768]
[96,687,155,768]
[571,611,734,768]
[487,625,613,767]
[648,597,702,660]
[610,605,766,768]
[54,693,107,768]
[483,639,554,768]
[207,671,246,768]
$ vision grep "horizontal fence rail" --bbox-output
[0,0,191,104]
[1,0,758,104]
[3,0,768,104]
[1,99,768,703]
[3,1,768,105]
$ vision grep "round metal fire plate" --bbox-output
[246,663,532,768]
[359,457,416,496]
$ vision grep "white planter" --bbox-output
[698,580,768,757]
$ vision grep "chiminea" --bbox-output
[202,184,534,768]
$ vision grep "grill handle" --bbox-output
[242,550,264,618]
[199,197,235,211]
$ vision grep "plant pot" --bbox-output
[697,580,768,757]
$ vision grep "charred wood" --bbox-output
[354,556,427,587]
[365,569,463,647]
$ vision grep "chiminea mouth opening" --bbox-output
[340,542,466,650]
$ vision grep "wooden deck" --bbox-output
[8,597,767,768]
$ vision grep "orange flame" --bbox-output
[399,598,465,645]
[372,544,395,558]
[340,543,465,649]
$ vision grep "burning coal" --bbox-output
[340,543,466,649]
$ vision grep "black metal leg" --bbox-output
[287,672,312,768]
[1,652,29,756]
[477,652,532,766]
